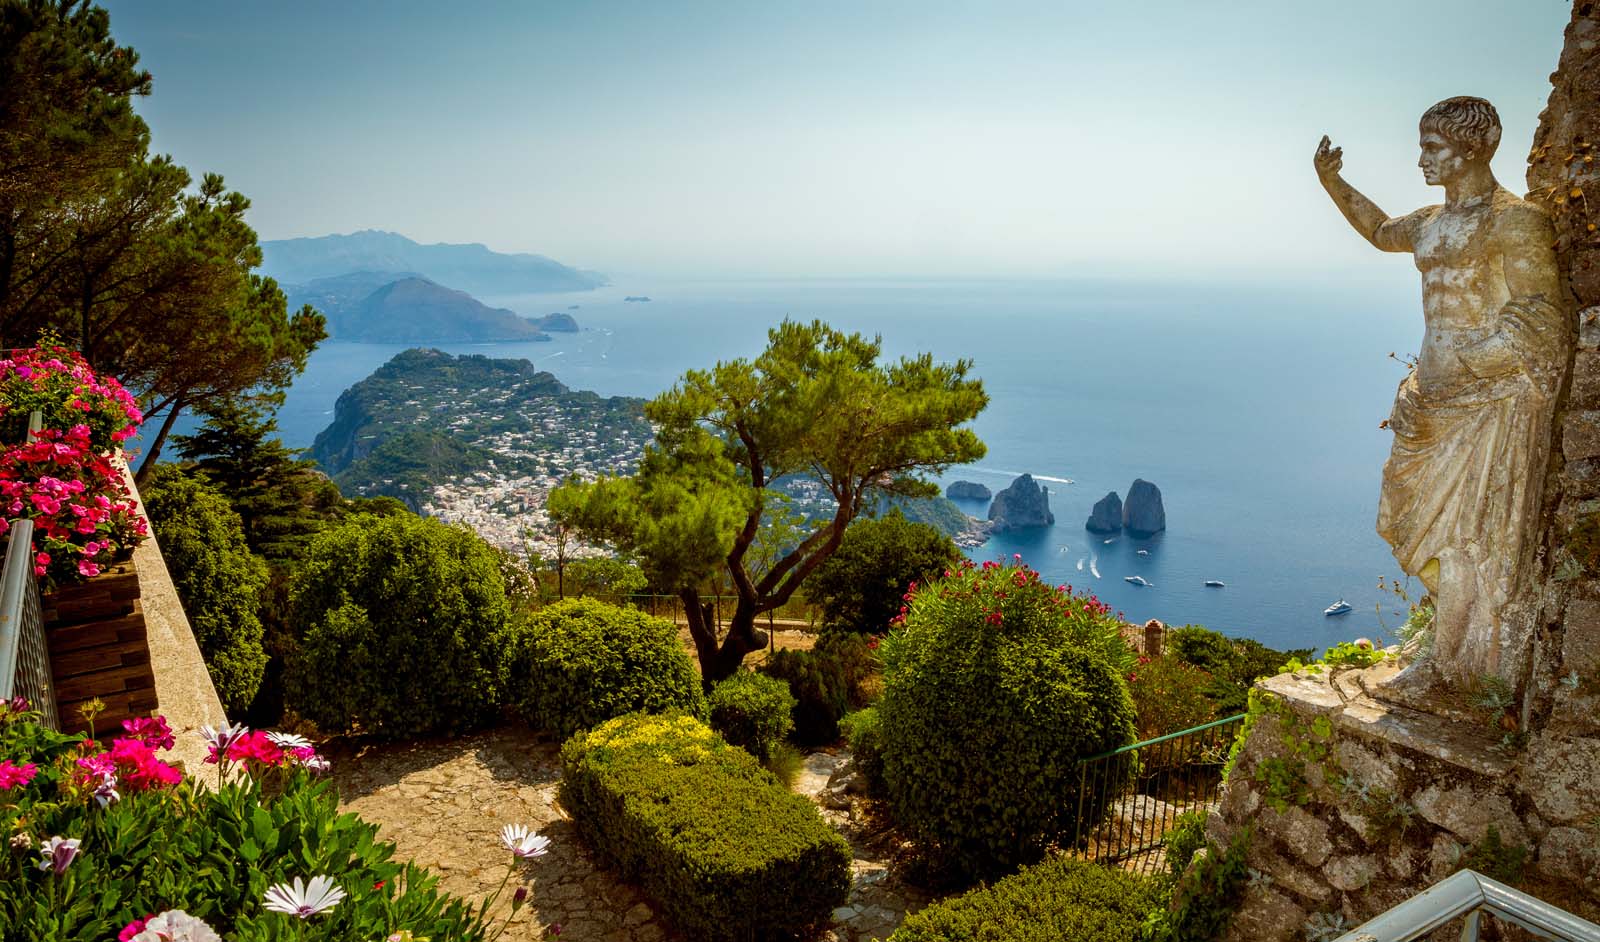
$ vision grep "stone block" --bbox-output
[1260,804,1333,868]
[1332,740,1400,795]
[1527,734,1600,826]
[1224,885,1306,942]
[1324,853,1380,892]
[1573,351,1600,406]
[1561,601,1600,675]
[1566,410,1600,462]
[1258,671,1346,716]
[1413,784,1528,847]
[1255,847,1333,903]
[1426,832,1465,883]
[1537,826,1600,887]
[1336,698,1511,778]
[1581,306,1600,350]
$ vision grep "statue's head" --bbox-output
[1418,96,1501,186]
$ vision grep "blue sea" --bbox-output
[246,275,1429,656]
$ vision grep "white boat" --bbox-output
[1124,575,1153,587]
[1204,580,1226,588]
[1136,549,1149,557]
[1324,599,1353,616]
[1103,538,1116,545]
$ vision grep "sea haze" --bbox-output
[261,276,1426,657]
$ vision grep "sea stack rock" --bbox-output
[987,474,1055,532]
[946,480,992,502]
[1085,492,1123,533]
[1123,479,1166,536]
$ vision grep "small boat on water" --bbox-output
[1136,549,1149,557]
[1103,538,1116,545]
[1124,575,1153,587]
[1324,599,1353,616]
[1204,580,1226,588]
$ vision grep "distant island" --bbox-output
[287,273,567,343]
[261,229,607,296]
[624,296,652,302]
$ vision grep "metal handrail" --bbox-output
[1333,869,1600,942]
[0,518,58,729]
[1080,711,1248,761]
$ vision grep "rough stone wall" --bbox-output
[1211,669,1600,941]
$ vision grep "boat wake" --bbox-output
[1089,555,1101,579]
[1076,557,1085,572]
[964,466,1074,485]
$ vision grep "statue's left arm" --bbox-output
[1455,203,1566,381]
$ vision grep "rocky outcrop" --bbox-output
[987,474,1055,531]
[1123,479,1166,535]
[1085,492,1122,533]
[945,480,992,502]
[535,312,580,332]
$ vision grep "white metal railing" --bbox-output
[1333,870,1600,942]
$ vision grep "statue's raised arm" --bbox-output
[1315,135,1417,252]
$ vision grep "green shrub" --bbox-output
[888,853,1161,942]
[758,632,877,744]
[1163,810,1208,881]
[804,508,960,634]
[141,464,271,713]
[285,513,510,738]
[560,712,851,942]
[0,708,486,940]
[499,597,704,739]
[878,559,1136,879]
[1128,654,1216,742]
[1143,827,1253,942]
[707,670,795,760]
[1167,626,1312,715]
[839,707,885,796]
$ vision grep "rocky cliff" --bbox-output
[946,480,992,501]
[1123,479,1166,536]
[1085,492,1122,533]
[987,474,1055,531]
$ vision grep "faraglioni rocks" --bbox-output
[1123,479,1166,536]
[987,474,1055,532]
[1085,492,1123,533]
[946,480,992,501]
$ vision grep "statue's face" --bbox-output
[1418,130,1471,187]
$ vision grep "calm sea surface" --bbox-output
[245,276,1429,656]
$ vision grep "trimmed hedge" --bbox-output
[500,598,705,739]
[887,854,1162,941]
[560,712,851,942]
[707,671,794,761]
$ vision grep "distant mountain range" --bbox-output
[262,231,604,343]
[261,230,606,296]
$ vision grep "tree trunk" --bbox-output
[704,599,766,685]
[133,401,184,488]
[681,588,722,689]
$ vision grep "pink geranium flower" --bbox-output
[0,760,37,789]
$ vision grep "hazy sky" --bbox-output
[103,1,1569,280]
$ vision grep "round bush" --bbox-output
[141,464,270,713]
[878,559,1137,879]
[285,513,510,738]
[708,671,795,760]
[500,597,704,738]
[756,632,877,745]
[839,707,885,796]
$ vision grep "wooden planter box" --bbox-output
[42,558,157,735]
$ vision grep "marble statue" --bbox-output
[1315,96,1570,688]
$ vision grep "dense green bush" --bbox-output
[758,632,878,744]
[285,513,510,738]
[1143,827,1253,942]
[804,508,960,634]
[141,464,271,713]
[1128,653,1216,742]
[0,707,487,941]
[887,853,1161,941]
[560,712,851,942]
[499,597,704,739]
[1167,626,1311,715]
[707,671,794,761]
[878,559,1137,879]
[839,707,885,796]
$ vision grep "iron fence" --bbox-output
[0,519,58,729]
[1331,868,1600,942]
[1067,712,1246,876]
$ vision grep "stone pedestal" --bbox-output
[1212,667,1600,941]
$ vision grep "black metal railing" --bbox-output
[1067,713,1246,876]
[0,519,58,729]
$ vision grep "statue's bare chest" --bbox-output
[1413,205,1495,275]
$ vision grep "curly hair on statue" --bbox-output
[1420,95,1501,160]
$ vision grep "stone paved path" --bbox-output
[329,726,929,942]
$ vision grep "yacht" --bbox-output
[1324,599,1353,616]
[1124,575,1153,587]
[1204,580,1226,588]
[1136,549,1150,557]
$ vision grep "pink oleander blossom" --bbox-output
[0,760,37,789]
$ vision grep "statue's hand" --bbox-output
[1315,135,1344,181]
